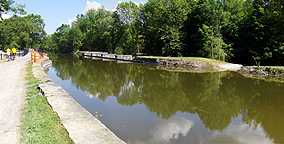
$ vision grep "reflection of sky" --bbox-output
[202,122,273,144]
[47,66,274,144]
[150,117,194,142]
[87,92,99,98]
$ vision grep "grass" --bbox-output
[146,56,229,67]
[21,63,73,144]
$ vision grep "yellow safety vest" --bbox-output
[7,49,11,54]
[12,48,16,53]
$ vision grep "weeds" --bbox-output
[21,63,73,144]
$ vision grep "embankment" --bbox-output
[237,66,284,82]
[77,51,284,80]
[237,66,284,76]
[32,60,126,144]
[77,51,244,72]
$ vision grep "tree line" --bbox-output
[0,0,46,51]
[0,14,46,50]
[1,0,284,66]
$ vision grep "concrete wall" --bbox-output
[81,52,133,61]
[102,54,116,59]
[116,55,132,60]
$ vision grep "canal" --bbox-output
[47,54,284,144]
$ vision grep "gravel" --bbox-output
[0,54,30,144]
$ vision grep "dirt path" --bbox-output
[0,55,30,144]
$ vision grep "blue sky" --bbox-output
[10,0,148,34]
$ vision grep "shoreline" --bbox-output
[32,60,126,144]
[76,51,243,71]
[77,51,284,82]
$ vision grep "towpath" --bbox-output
[0,55,30,144]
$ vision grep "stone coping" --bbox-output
[32,63,126,144]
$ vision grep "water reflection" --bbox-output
[150,117,194,142]
[48,54,284,143]
[203,122,273,144]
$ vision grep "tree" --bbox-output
[68,26,83,52]
[51,24,72,52]
[47,0,284,66]
[27,14,46,49]
[79,8,112,52]
[108,12,124,54]
[141,0,190,56]
[115,1,142,55]
[185,0,230,60]
[234,0,284,65]
[0,0,25,20]
[0,14,46,50]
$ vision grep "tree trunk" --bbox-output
[211,28,214,59]
[136,33,139,56]
[218,26,221,61]
[211,12,215,60]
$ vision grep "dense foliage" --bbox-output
[0,14,46,50]
[1,0,284,65]
[47,0,284,66]
[0,0,26,20]
[0,0,45,51]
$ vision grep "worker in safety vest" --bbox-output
[12,47,16,60]
[6,48,11,58]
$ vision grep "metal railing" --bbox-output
[0,50,29,60]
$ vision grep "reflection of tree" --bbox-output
[238,80,284,143]
[140,70,187,119]
[49,54,284,142]
[196,72,243,131]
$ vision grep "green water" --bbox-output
[47,54,284,144]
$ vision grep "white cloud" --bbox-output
[201,122,273,144]
[2,13,11,19]
[68,17,77,26]
[112,1,123,11]
[150,117,194,142]
[112,1,145,12]
[87,92,99,99]
[84,1,103,13]
[64,1,102,26]
[133,1,145,6]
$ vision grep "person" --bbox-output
[6,48,11,60]
[12,47,16,60]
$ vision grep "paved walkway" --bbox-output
[219,64,243,71]
[0,55,30,144]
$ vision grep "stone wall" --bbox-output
[134,56,208,69]
[237,66,284,76]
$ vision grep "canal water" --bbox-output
[47,54,284,144]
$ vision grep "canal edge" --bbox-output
[31,62,126,144]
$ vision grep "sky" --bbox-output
[7,0,148,34]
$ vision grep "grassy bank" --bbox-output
[21,63,73,143]
[145,56,229,67]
